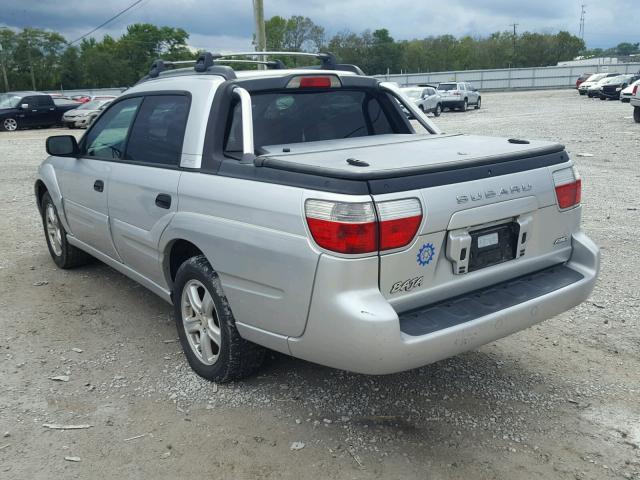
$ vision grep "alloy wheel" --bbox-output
[3,118,17,131]
[45,204,63,256]
[181,279,222,365]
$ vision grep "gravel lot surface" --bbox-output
[1,89,639,479]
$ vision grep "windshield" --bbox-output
[225,89,401,151]
[438,83,457,91]
[79,100,107,110]
[587,73,606,82]
[402,90,422,99]
[0,94,21,109]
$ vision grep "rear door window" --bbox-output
[225,90,397,152]
[438,83,456,91]
[124,95,190,166]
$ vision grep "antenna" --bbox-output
[579,4,586,41]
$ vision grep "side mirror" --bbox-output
[21,103,29,109]
[46,135,79,157]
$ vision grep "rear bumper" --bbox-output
[288,231,599,375]
[441,99,465,108]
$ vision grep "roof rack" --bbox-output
[143,51,364,81]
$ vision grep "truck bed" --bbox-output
[257,134,566,180]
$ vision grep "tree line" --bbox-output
[0,17,636,92]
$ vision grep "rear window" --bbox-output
[225,90,397,152]
[437,83,457,91]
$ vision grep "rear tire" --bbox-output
[173,255,265,383]
[460,99,468,112]
[634,106,640,123]
[474,97,481,109]
[41,192,90,269]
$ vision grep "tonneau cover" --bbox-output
[256,134,565,180]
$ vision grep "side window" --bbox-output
[459,83,466,91]
[21,96,34,107]
[124,95,189,166]
[36,96,53,107]
[83,97,141,159]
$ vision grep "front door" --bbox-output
[54,97,142,260]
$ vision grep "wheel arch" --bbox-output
[164,238,207,291]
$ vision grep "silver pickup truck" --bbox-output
[35,52,599,383]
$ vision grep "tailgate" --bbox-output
[375,162,581,313]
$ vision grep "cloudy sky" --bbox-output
[0,0,636,51]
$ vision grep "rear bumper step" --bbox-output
[399,265,583,336]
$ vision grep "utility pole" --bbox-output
[25,30,36,90]
[579,4,586,42]
[510,23,518,67]
[0,43,9,92]
[253,0,266,69]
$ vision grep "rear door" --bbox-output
[54,97,142,259]
[107,93,189,286]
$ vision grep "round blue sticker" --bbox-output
[417,243,436,266]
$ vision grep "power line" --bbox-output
[68,0,146,45]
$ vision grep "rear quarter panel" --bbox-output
[162,173,320,337]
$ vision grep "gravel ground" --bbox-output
[1,89,639,479]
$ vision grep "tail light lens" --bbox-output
[376,199,423,250]
[305,200,377,254]
[452,90,461,96]
[633,85,638,95]
[305,198,423,254]
[553,166,582,210]
[287,75,341,89]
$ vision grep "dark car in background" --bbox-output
[599,74,640,100]
[576,73,594,89]
[0,92,79,131]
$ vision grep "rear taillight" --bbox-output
[376,199,423,250]
[452,90,461,96]
[305,200,377,254]
[304,198,422,254]
[633,85,638,95]
[553,166,582,209]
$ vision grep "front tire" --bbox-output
[2,118,18,131]
[174,255,265,383]
[40,192,90,269]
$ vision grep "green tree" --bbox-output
[60,46,81,89]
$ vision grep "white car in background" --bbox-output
[631,83,640,123]
[61,98,114,129]
[586,74,622,98]
[400,86,442,116]
[578,73,618,96]
[620,79,640,103]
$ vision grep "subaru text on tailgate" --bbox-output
[34,52,600,382]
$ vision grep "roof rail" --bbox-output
[142,50,364,83]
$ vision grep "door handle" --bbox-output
[155,193,172,209]
[93,180,104,192]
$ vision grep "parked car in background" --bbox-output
[71,95,91,103]
[631,83,640,123]
[587,75,621,98]
[62,99,113,128]
[0,92,79,131]
[400,86,442,116]
[576,73,594,90]
[620,79,640,103]
[578,73,619,96]
[599,74,640,100]
[437,82,481,111]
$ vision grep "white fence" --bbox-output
[44,87,127,97]
[376,62,640,90]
